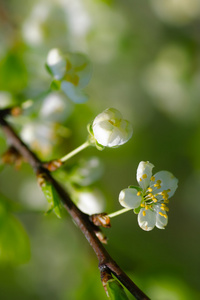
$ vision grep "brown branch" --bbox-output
[0,112,150,300]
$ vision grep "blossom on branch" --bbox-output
[46,48,92,103]
[88,108,133,149]
[119,161,178,231]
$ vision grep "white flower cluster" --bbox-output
[119,161,178,231]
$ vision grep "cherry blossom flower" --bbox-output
[119,161,178,231]
[89,108,133,148]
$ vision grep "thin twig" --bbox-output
[0,112,150,300]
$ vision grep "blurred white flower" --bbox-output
[119,161,178,231]
[68,157,103,186]
[74,188,105,215]
[91,108,133,148]
[20,122,56,155]
[0,92,14,108]
[22,3,50,45]
[150,0,200,25]
[143,45,200,123]
[46,48,92,103]
[40,92,73,122]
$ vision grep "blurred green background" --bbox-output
[0,0,200,299]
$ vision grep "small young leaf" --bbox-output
[41,179,62,218]
[107,279,129,300]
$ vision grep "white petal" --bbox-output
[119,188,142,209]
[107,127,122,147]
[137,161,154,190]
[93,108,122,126]
[138,208,156,231]
[46,48,66,80]
[61,81,88,103]
[155,205,168,229]
[76,189,105,215]
[151,171,178,198]
[47,48,62,65]
[92,109,133,147]
[92,121,113,146]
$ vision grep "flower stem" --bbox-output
[108,208,132,218]
[60,140,91,163]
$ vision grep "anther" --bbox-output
[159,212,167,218]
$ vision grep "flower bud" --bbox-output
[91,108,133,148]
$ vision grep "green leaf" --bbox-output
[0,47,27,93]
[0,200,30,264]
[61,81,89,103]
[41,180,62,218]
[107,279,129,300]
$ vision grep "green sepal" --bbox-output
[41,181,62,219]
[45,63,54,77]
[87,123,93,136]
[50,79,61,90]
[134,206,141,214]
[107,279,129,300]
[95,141,105,151]
[87,123,105,151]
[128,185,142,191]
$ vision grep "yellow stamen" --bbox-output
[147,193,153,198]
[154,183,161,189]
[65,74,79,86]
[159,212,167,218]
[66,59,72,71]
[151,176,155,181]
[152,198,157,203]
[137,191,141,196]
[147,187,153,192]
[142,174,147,179]
[142,211,146,217]
[141,203,145,208]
